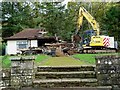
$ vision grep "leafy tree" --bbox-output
[2,2,36,38]
[1,1,120,46]
[102,3,120,41]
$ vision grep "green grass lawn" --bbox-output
[2,55,11,68]
[0,56,3,68]
[72,53,120,64]
[72,54,95,64]
[1,54,50,68]
[38,56,90,66]
[34,54,50,65]
[1,53,119,68]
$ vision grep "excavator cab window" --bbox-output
[82,30,95,45]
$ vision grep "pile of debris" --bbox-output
[44,43,79,56]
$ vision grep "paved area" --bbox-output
[34,78,97,83]
[36,71,95,74]
[21,87,112,90]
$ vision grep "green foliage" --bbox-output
[2,55,11,68]
[41,3,64,35]
[2,2,37,38]
[102,3,120,41]
[1,2,120,45]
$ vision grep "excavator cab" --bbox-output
[82,30,95,45]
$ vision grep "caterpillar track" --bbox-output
[82,49,117,54]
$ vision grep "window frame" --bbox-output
[17,40,28,50]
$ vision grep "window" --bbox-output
[17,40,28,49]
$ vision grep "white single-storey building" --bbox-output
[5,29,56,55]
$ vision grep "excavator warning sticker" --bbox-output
[103,37,110,47]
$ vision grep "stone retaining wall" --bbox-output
[1,55,120,90]
[96,55,120,89]
[1,56,35,90]
[11,57,35,89]
[2,69,11,88]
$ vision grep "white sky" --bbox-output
[61,0,75,8]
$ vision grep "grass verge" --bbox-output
[35,54,50,63]
[72,54,95,64]
[39,56,90,66]
[2,55,11,68]
[1,53,119,68]
[2,54,50,68]
[72,53,119,64]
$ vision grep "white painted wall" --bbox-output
[6,40,17,55]
[30,40,38,47]
[6,40,38,55]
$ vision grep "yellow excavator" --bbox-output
[73,7,117,53]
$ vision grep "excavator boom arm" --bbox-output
[77,7,100,36]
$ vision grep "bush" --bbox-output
[2,55,11,68]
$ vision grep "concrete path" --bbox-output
[21,87,112,90]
